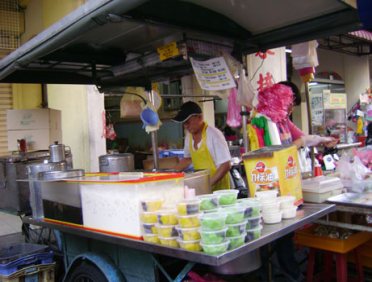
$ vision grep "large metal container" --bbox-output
[99,153,135,172]
[27,162,67,219]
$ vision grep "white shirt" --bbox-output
[183,126,231,166]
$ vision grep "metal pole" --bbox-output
[242,106,249,153]
[304,82,315,175]
[149,90,159,171]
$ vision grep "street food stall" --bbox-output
[0,0,370,281]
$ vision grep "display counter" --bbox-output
[23,203,334,267]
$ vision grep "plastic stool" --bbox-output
[306,247,364,282]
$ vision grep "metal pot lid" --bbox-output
[37,169,85,180]
[99,153,134,159]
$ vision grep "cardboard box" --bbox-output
[7,129,62,151]
[242,145,303,205]
[6,109,61,131]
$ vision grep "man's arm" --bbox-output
[210,161,231,186]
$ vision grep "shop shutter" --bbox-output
[0,49,13,155]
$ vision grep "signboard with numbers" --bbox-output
[190,57,236,91]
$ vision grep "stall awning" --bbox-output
[0,0,362,88]
[349,30,372,42]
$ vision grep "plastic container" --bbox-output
[142,223,158,235]
[176,226,200,241]
[143,234,160,244]
[255,190,278,200]
[157,209,178,225]
[177,199,200,215]
[262,211,282,224]
[200,228,228,244]
[237,198,261,217]
[246,216,261,229]
[0,245,53,276]
[222,206,245,224]
[201,240,230,255]
[261,201,280,213]
[213,190,239,206]
[177,214,201,228]
[177,239,202,252]
[278,196,296,209]
[140,198,163,212]
[228,234,246,250]
[156,224,178,238]
[197,194,219,211]
[159,236,179,248]
[140,211,158,224]
[281,206,297,219]
[246,225,263,242]
[200,212,227,231]
[226,221,247,237]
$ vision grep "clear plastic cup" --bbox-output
[200,240,230,255]
[143,234,160,244]
[177,213,201,228]
[197,194,219,211]
[226,220,247,237]
[246,225,263,242]
[177,239,202,252]
[237,198,262,217]
[176,226,201,241]
[140,211,158,224]
[200,228,228,244]
[213,189,239,206]
[140,198,163,212]
[159,236,179,248]
[255,190,278,200]
[246,216,262,229]
[262,211,282,224]
[177,199,201,215]
[142,223,158,235]
[278,196,296,209]
[156,224,178,238]
[221,206,246,224]
[157,209,178,225]
[228,234,246,250]
[200,212,227,231]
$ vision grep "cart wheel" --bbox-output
[65,261,108,282]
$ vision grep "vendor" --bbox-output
[172,101,231,191]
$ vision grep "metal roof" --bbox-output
[0,0,362,88]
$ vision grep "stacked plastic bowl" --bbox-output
[255,191,298,224]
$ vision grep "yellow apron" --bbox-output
[189,124,230,191]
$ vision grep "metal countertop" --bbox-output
[23,203,335,266]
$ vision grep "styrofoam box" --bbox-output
[80,173,184,238]
[303,188,343,203]
[7,128,62,151]
[7,109,61,131]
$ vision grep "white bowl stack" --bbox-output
[278,196,297,219]
[255,190,282,224]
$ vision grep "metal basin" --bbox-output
[208,250,261,275]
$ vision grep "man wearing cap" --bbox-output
[172,101,231,191]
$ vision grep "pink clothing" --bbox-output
[277,118,304,144]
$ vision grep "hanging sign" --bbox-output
[190,57,236,91]
[310,93,323,126]
[157,41,180,61]
[324,93,347,109]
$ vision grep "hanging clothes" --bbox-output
[251,116,272,146]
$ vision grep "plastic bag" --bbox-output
[237,69,256,108]
[102,111,117,140]
[226,88,241,128]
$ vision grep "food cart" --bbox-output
[0,0,368,281]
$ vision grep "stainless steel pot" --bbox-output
[99,153,135,172]
[49,142,70,163]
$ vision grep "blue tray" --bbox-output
[0,244,53,276]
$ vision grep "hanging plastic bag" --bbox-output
[226,88,242,128]
[120,87,147,118]
[237,69,256,108]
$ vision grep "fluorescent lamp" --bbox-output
[285,48,292,53]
